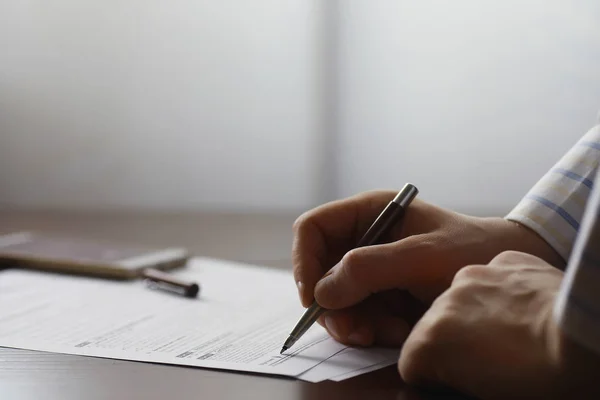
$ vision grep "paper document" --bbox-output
[331,360,396,381]
[0,257,399,381]
[298,347,399,383]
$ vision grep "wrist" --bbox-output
[479,217,566,269]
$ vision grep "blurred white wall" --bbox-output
[1,1,599,214]
[0,0,322,211]
[336,0,600,215]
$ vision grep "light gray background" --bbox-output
[1,0,599,214]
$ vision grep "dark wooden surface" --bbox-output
[0,211,466,400]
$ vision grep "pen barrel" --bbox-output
[357,183,418,247]
[287,302,326,344]
[356,203,404,247]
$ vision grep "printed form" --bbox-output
[0,258,397,380]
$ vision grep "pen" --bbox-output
[143,268,200,298]
[280,183,419,354]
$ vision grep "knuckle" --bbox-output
[452,264,485,284]
[340,250,365,280]
[341,248,360,264]
[445,284,472,307]
[491,250,527,264]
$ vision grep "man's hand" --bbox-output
[398,251,566,399]
[293,190,564,347]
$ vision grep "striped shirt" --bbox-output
[505,122,600,355]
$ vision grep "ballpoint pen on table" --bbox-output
[143,268,200,298]
[280,183,419,354]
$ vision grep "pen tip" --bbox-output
[280,346,287,355]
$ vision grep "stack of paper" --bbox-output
[0,258,399,382]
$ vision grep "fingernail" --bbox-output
[296,281,304,302]
[314,275,333,306]
[296,281,304,298]
[324,316,341,339]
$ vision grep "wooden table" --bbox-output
[0,211,467,400]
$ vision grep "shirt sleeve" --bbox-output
[553,167,600,355]
[505,121,600,356]
[505,123,600,262]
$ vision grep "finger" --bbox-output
[372,312,411,347]
[377,289,427,327]
[318,298,413,347]
[292,191,397,307]
[314,234,434,309]
[398,294,455,387]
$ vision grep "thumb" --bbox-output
[314,235,431,309]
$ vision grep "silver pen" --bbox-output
[281,183,419,354]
